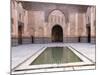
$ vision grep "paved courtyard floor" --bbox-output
[11,43,96,74]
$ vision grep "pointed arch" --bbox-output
[52,25,63,42]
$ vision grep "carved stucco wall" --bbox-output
[11,0,96,45]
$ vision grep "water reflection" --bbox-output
[30,47,82,65]
[51,47,63,64]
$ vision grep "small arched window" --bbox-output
[48,10,66,24]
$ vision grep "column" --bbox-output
[24,10,28,36]
[12,1,18,46]
[75,13,78,37]
[90,7,96,43]
[14,1,18,38]
[81,13,87,42]
[83,13,87,36]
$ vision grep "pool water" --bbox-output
[30,47,82,65]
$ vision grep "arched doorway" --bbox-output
[86,26,91,43]
[18,25,23,44]
[31,36,34,43]
[52,25,63,42]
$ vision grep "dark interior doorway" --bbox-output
[78,36,81,42]
[87,26,91,43]
[18,25,23,44]
[52,25,63,42]
[31,36,34,43]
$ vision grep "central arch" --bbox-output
[52,25,63,42]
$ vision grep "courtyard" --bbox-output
[11,43,95,74]
[11,0,96,74]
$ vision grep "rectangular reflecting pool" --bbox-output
[30,47,82,65]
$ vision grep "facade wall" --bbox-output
[11,0,96,46]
